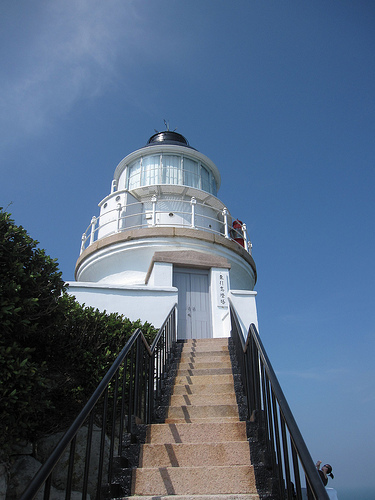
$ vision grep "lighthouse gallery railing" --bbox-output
[229,301,329,500]
[20,304,177,500]
[80,197,251,255]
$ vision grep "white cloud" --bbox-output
[0,0,139,146]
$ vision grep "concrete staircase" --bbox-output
[124,338,260,500]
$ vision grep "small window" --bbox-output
[183,157,199,188]
[201,165,210,193]
[128,159,141,190]
[142,155,160,185]
[162,155,181,184]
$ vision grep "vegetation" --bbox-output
[0,208,157,460]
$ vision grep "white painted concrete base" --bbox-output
[67,282,178,329]
[67,282,258,340]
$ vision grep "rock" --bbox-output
[10,441,33,456]
[6,455,41,499]
[36,425,109,497]
[0,463,8,500]
[6,455,87,500]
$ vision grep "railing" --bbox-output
[229,301,329,500]
[80,197,251,256]
[20,305,177,500]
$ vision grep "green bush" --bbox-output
[41,293,157,430]
[0,209,157,459]
[0,342,50,457]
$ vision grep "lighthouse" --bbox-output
[68,130,258,339]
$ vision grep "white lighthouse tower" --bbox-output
[68,130,258,339]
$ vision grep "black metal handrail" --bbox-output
[229,300,329,500]
[20,304,177,500]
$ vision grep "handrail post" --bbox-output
[148,355,155,423]
[242,223,249,252]
[133,336,141,423]
[89,216,97,245]
[151,195,157,226]
[222,207,230,238]
[80,233,86,255]
[116,203,122,233]
[190,196,197,228]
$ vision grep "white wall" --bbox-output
[228,290,258,341]
[67,282,177,328]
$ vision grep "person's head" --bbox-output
[322,464,334,479]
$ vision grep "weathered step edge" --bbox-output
[131,464,258,496]
[122,495,260,500]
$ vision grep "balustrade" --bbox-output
[80,197,251,256]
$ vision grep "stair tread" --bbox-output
[174,374,234,385]
[124,495,260,500]
[180,351,229,358]
[177,368,233,377]
[173,383,235,394]
[125,496,259,500]
[170,394,237,405]
[140,441,251,467]
[146,421,247,443]
[178,363,232,370]
[165,417,240,423]
[132,465,257,496]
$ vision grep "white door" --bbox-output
[173,268,211,340]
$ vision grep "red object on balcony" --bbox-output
[232,219,244,247]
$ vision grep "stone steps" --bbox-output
[167,403,239,420]
[127,338,259,499]
[180,351,229,360]
[172,382,235,395]
[131,465,257,496]
[174,373,235,385]
[170,393,237,406]
[139,441,251,468]
[165,416,240,424]
[146,421,249,444]
[128,495,260,500]
[178,360,232,369]
[176,367,233,376]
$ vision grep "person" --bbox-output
[315,460,334,486]
[307,460,337,499]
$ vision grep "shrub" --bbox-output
[0,208,66,457]
[0,209,157,458]
[41,293,157,430]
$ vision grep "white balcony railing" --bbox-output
[80,197,252,256]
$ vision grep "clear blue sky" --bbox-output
[1,1,374,495]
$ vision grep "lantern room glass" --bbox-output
[127,154,217,195]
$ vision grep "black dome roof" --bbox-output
[146,131,194,149]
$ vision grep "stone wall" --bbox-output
[2,425,110,499]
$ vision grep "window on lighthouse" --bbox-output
[128,159,141,190]
[142,155,160,185]
[201,165,210,192]
[126,154,217,195]
[183,157,199,188]
[162,155,181,184]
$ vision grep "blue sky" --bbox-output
[1,0,374,494]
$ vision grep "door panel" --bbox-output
[173,269,211,340]
[173,271,191,339]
